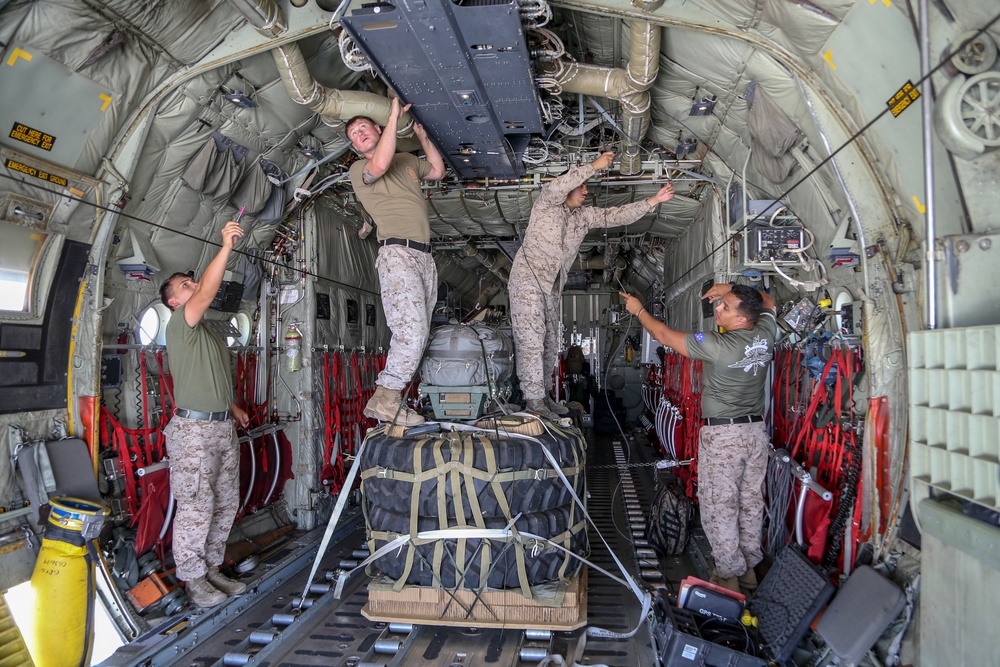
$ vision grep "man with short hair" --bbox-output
[621,282,776,593]
[346,98,446,426]
[160,220,250,608]
[510,151,674,418]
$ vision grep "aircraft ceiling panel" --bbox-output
[0,43,113,170]
[340,0,543,180]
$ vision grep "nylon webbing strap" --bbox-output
[354,417,649,637]
[526,416,651,639]
[298,423,376,608]
[356,413,652,639]
[363,425,590,599]
[360,462,580,483]
[336,527,633,603]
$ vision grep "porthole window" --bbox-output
[137,303,171,346]
[228,312,251,346]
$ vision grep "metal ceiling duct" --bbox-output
[463,241,511,282]
[224,0,288,38]
[541,8,662,175]
[224,0,413,137]
[270,43,413,136]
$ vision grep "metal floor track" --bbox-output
[99,428,676,667]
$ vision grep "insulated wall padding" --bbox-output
[314,201,380,287]
[231,160,272,215]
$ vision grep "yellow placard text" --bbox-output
[888,81,920,117]
[9,121,56,151]
[6,158,69,187]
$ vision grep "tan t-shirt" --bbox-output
[349,152,433,243]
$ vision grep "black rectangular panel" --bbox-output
[0,324,43,349]
[341,0,543,180]
[0,361,39,386]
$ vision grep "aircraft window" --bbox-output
[229,312,251,346]
[0,222,47,312]
[137,303,171,346]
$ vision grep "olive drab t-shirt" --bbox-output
[165,304,234,412]
[349,152,433,243]
[683,311,777,418]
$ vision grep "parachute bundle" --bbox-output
[418,324,514,386]
[360,417,588,595]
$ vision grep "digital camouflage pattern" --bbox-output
[510,163,653,399]
[509,281,561,400]
[163,416,239,581]
[376,245,437,391]
[697,421,769,579]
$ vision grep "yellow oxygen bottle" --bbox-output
[26,497,108,667]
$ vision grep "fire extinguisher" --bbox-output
[284,324,302,372]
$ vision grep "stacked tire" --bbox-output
[360,417,588,590]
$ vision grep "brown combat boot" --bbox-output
[545,396,570,415]
[525,398,559,420]
[207,568,247,595]
[738,568,758,593]
[185,576,227,608]
[364,386,425,426]
[711,573,742,594]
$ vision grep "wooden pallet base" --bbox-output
[362,569,588,630]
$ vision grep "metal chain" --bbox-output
[589,461,662,470]
[589,458,695,471]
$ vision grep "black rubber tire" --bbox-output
[365,503,588,589]
[360,427,586,519]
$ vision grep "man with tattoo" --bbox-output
[346,98,446,425]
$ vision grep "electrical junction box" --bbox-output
[210,270,245,312]
[641,328,662,365]
[100,355,122,388]
[743,225,805,265]
[837,300,864,337]
[746,199,786,220]
[210,281,244,312]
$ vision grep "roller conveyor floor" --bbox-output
[99,427,705,667]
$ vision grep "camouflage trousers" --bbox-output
[509,273,561,400]
[376,245,437,391]
[697,421,768,579]
[163,415,239,581]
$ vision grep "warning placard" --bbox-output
[8,122,56,151]
[5,157,68,187]
[887,81,921,118]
